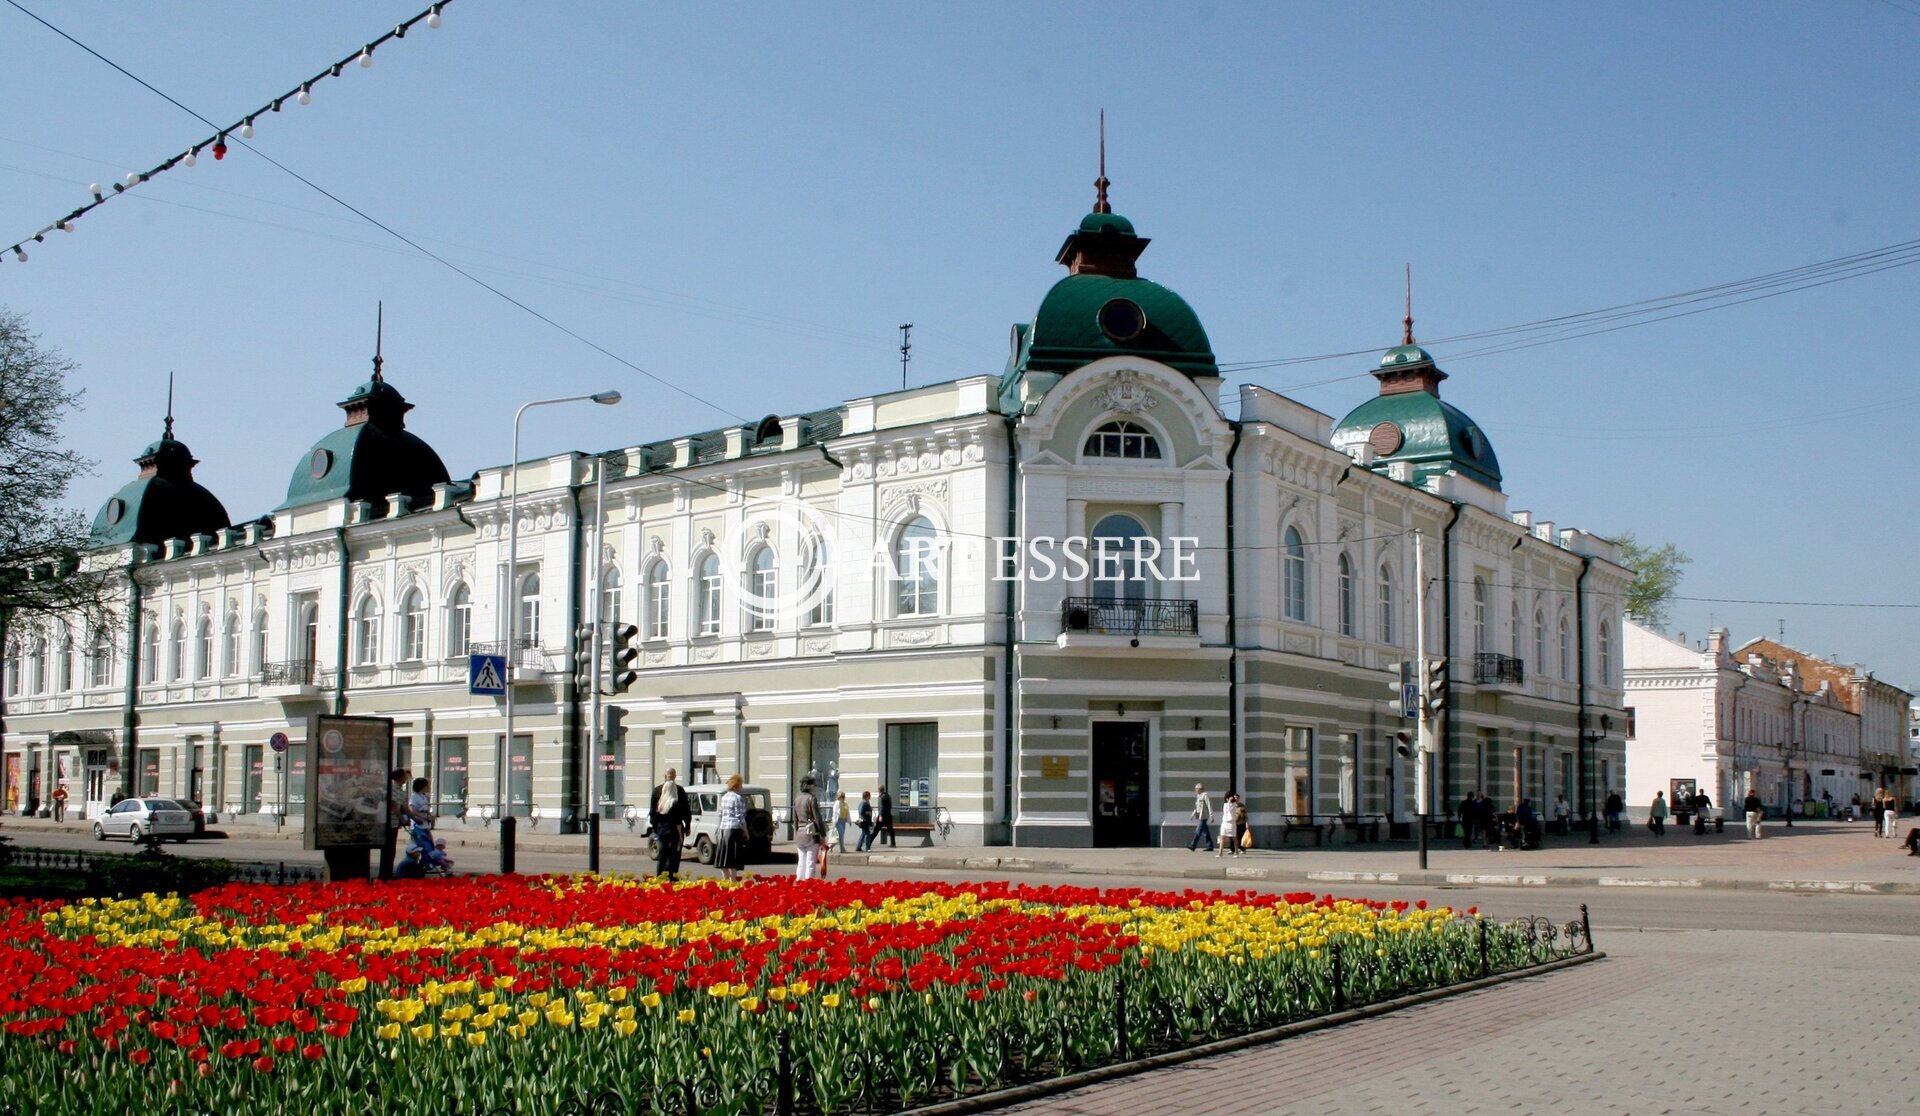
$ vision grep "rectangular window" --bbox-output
[597,737,624,818]
[690,729,718,785]
[188,741,204,807]
[1283,726,1312,817]
[137,747,161,797]
[646,572,670,640]
[243,745,264,814]
[436,737,469,817]
[507,734,533,817]
[286,744,308,812]
[793,725,842,804]
[884,722,938,825]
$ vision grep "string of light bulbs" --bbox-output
[1,0,451,265]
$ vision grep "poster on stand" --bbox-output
[303,715,393,850]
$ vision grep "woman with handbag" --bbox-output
[793,775,826,881]
[1217,793,1243,858]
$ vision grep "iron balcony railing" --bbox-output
[1061,596,1200,637]
[1474,652,1525,685]
[469,637,541,656]
[260,659,332,688]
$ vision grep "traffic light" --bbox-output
[607,623,640,693]
[1385,661,1415,720]
[1393,729,1415,759]
[573,623,598,693]
[1422,657,1449,718]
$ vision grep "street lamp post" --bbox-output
[501,392,622,837]
[1581,714,1610,845]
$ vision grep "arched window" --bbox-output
[194,611,214,679]
[803,537,835,626]
[222,609,241,676]
[517,572,541,648]
[300,601,321,665]
[1336,553,1356,637]
[1558,616,1572,681]
[601,569,623,628]
[643,561,670,640]
[398,588,426,662]
[169,618,185,682]
[1083,419,1162,460]
[90,628,113,687]
[746,547,777,632]
[1377,564,1396,645]
[695,554,722,636]
[1091,514,1153,604]
[1533,609,1546,673]
[445,584,471,657]
[27,633,46,693]
[1510,601,1522,657]
[894,516,940,617]
[4,641,20,696]
[252,608,269,673]
[353,596,381,665]
[57,628,74,691]
[1282,527,1307,622]
[141,621,159,684]
[1472,578,1489,653]
[1599,621,1613,686]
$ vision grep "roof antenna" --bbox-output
[899,323,913,389]
[163,371,175,439]
[371,301,385,382]
[1093,109,1111,215]
[1403,263,1415,345]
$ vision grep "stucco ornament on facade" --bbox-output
[1096,368,1159,416]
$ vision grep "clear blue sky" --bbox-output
[5,1,1918,687]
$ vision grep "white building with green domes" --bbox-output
[2,183,1629,848]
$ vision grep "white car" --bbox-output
[646,784,775,865]
[92,798,197,843]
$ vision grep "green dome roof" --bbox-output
[91,433,231,548]
[1332,389,1502,491]
[1379,343,1435,369]
[1014,272,1218,380]
[1077,211,1135,237]
[278,378,451,512]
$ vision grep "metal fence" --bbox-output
[4,843,323,886]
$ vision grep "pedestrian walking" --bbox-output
[712,774,749,882]
[1692,789,1713,835]
[377,768,410,882]
[1870,791,1885,835]
[1459,791,1479,848]
[855,791,874,851]
[649,768,691,881]
[1881,790,1900,839]
[1648,791,1668,837]
[50,783,67,823]
[833,791,850,852]
[1189,783,1216,851]
[876,786,897,848]
[792,775,827,881]
[1604,790,1624,833]
[1743,789,1764,839]
[1216,792,1242,858]
[1553,794,1571,834]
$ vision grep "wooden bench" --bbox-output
[1280,817,1323,846]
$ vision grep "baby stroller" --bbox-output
[396,821,454,878]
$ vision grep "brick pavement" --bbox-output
[999,927,1920,1115]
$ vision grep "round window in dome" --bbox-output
[309,448,333,480]
[1097,298,1147,342]
[104,497,126,526]
[1367,422,1404,456]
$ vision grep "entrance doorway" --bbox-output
[1090,721,1150,847]
[84,748,111,818]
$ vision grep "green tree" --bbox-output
[1,307,111,628]
[1614,531,1690,630]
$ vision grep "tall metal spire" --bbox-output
[371,301,385,382]
[163,371,175,439]
[1403,263,1415,345]
[1093,109,1111,214]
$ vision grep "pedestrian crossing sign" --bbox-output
[469,654,507,695]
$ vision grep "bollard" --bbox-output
[500,816,517,875]
[775,1029,796,1116]
[1331,941,1347,1011]
[1113,973,1128,1062]
[588,812,601,874]
[1478,916,1491,977]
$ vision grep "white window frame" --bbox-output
[1282,526,1307,622]
[398,588,427,663]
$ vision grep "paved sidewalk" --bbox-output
[9,814,1918,893]
[999,926,1920,1116]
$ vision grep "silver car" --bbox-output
[92,798,197,843]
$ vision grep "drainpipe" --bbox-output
[564,461,587,833]
[1224,422,1243,796]
[1000,415,1019,845]
[1439,501,1463,807]
[120,551,146,798]
[334,528,350,716]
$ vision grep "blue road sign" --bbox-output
[470,654,507,695]
[1402,683,1418,719]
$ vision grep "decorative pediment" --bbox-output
[1097,368,1159,416]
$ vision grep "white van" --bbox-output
[645,783,775,864]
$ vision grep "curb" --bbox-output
[904,951,1607,1115]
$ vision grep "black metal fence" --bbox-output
[4,843,323,886]
[450,908,1593,1116]
[1473,651,1525,685]
[1061,596,1200,637]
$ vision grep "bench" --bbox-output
[1334,814,1385,843]
[1281,817,1323,846]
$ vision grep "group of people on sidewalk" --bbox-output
[1186,784,1249,856]
[644,768,901,885]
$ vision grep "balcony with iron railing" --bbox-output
[1474,652,1526,692]
[468,637,548,680]
[259,659,334,698]
[1060,596,1200,642]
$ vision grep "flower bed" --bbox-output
[0,876,1586,1113]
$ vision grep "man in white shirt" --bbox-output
[1189,783,1215,851]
